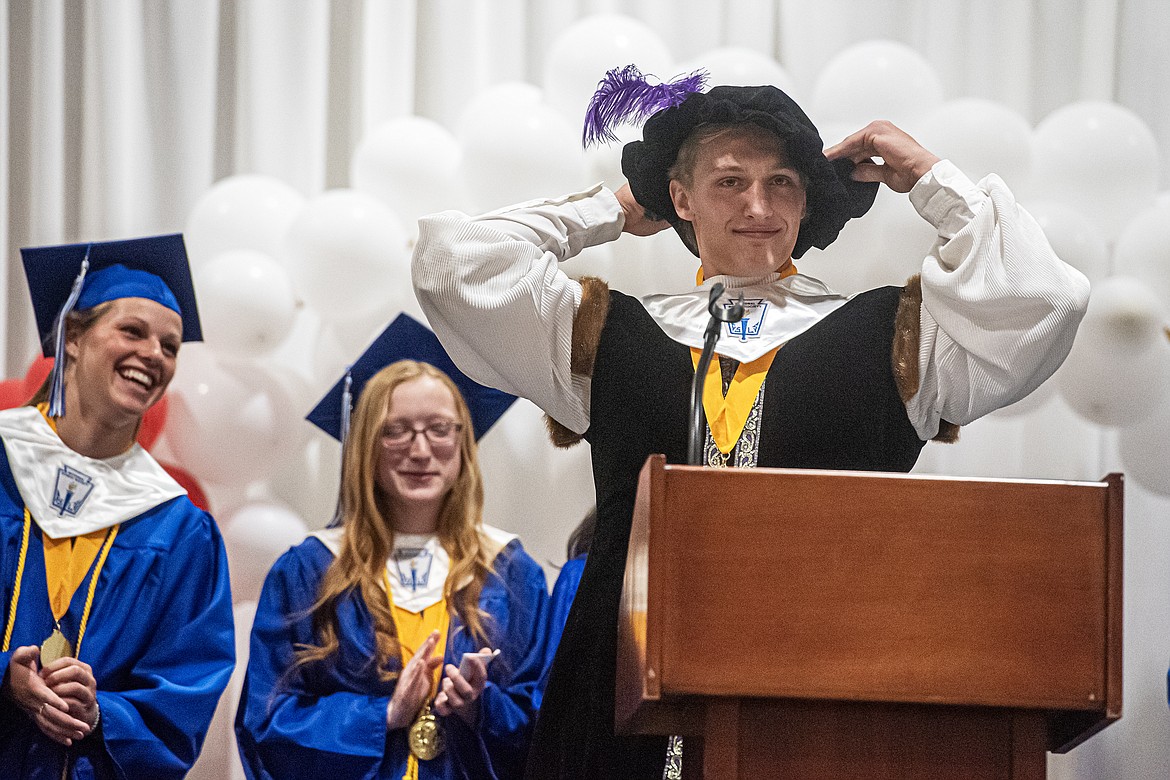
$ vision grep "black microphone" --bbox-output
[688,283,745,466]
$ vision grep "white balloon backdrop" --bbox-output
[107,19,1169,780]
[152,24,1170,629]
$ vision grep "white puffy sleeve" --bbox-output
[412,184,625,434]
[906,160,1091,440]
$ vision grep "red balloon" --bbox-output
[160,461,211,513]
[22,356,54,397]
[139,395,169,450]
[0,379,28,410]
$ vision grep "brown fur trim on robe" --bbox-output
[893,274,960,443]
[545,276,611,448]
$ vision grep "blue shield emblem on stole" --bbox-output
[725,299,768,342]
[52,465,96,517]
[394,547,434,591]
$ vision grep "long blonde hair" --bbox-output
[293,360,496,681]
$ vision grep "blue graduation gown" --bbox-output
[0,447,236,779]
[538,555,585,707]
[235,534,549,780]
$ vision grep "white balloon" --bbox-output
[310,308,421,388]
[798,202,887,296]
[681,46,797,96]
[476,400,553,510]
[1056,334,1170,427]
[1031,101,1161,239]
[585,121,640,193]
[195,249,299,358]
[1025,201,1110,284]
[223,502,308,603]
[1113,201,1170,306]
[867,193,937,288]
[811,40,945,129]
[166,345,301,486]
[915,98,1032,189]
[1118,396,1170,496]
[185,175,306,269]
[620,229,701,297]
[1075,275,1168,356]
[284,189,411,323]
[266,437,342,531]
[350,116,463,230]
[812,187,931,291]
[458,90,588,212]
[454,82,544,142]
[541,13,674,125]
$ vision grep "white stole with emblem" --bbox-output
[311,524,518,614]
[641,271,849,362]
[0,406,187,539]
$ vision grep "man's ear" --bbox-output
[669,179,693,221]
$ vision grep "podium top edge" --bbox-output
[655,462,1119,490]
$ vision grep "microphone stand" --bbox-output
[688,283,745,466]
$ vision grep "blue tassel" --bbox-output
[328,370,354,528]
[582,64,708,148]
[47,250,92,418]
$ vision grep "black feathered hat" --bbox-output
[596,73,878,259]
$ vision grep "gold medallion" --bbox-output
[40,628,74,666]
[408,707,445,761]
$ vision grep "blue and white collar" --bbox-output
[0,406,186,539]
[640,271,849,362]
[311,524,517,614]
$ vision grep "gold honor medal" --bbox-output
[408,706,445,761]
[40,628,74,666]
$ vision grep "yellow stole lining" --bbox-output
[384,571,449,779]
[35,404,110,620]
[689,348,778,455]
[688,263,796,455]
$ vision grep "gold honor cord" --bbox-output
[1,508,119,663]
[1,510,32,651]
[383,570,449,780]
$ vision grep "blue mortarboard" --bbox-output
[20,233,202,416]
[307,313,516,444]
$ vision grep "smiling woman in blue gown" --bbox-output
[235,348,549,780]
[0,235,235,779]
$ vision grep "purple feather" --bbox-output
[582,65,708,148]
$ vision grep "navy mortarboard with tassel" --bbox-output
[20,233,201,416]
[307,313,516,445]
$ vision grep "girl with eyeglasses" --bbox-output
[235,358,549,780]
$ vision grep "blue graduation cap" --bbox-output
[307,312,516,444]
[20,233,202,416]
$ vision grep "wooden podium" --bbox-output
[616,456,1122,779]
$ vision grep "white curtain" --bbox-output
[4,2,1168,779]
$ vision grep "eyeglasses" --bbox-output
[381,420,462,448]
